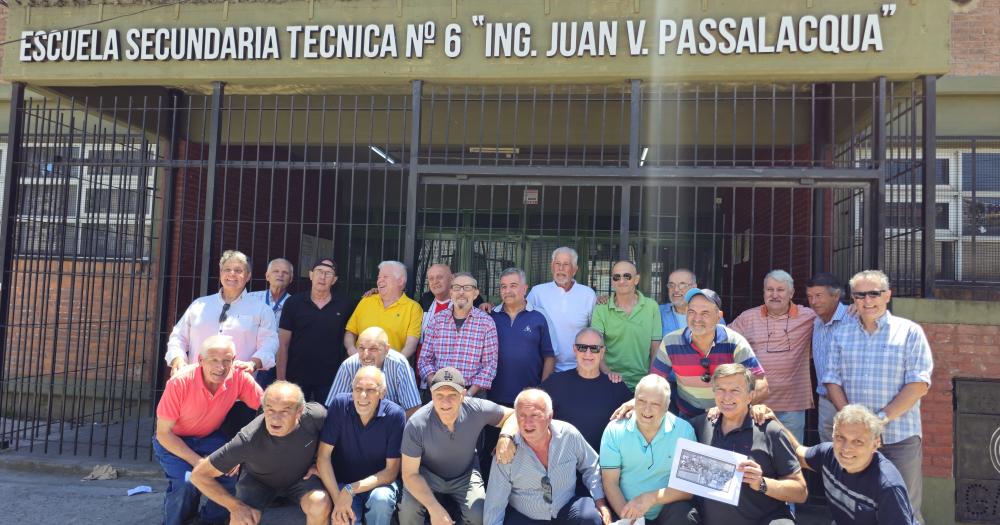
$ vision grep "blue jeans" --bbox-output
[339,481,399,525]
[503,495,601,525]
[153,432,235,525]
[255,368,276,390]
[775,410,805,444]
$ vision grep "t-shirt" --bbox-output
[279,292,353,384]
[401,397,507,479]
[527,281,597,372]
[321,393,406,483]
[591,292,663,391]
[346,294,423,353]
[690,414,801,525]
[208,402,326,490]
[156,365,263,438]
[804,443,916,525]
[488,306,554,405]
[541,370,633,453]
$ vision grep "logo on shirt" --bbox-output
[523,326,533,333]
[304,440,314,448]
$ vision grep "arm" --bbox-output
[155,418,202,468]
[750,376,769,404]
[190,459,259,525]
[317,442,354,525]
[822,337,847,410]
[164,308,193,376]
[470,323,499,396]
[416,322,437,384]
[881,382,930,421]
[400,336,419,359]
[776,420,812,471]
[541,357,556,382]
[251,305,279,370]
[600,468,628,518]
[401,454,453,524]
[648,340,659,370]
[826,383,849,411]
[276,328,292,380]
[737,460,808,504]
[344,331,358,356]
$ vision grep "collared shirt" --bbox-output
[418,291,484,338]
[246,289,290,324]
[812,303,850,396]
[659,303,727,337]
[320,393,406,483]
[527,281,597,372]
[325,351,422,411]
[155,365,263,438]
[600,412,696,520]
[488,304,554,405]
[417,307,499,389]
[165,290,279,369]
[591,291,662,391]
[730,304,817,412]
[278,292,352,385]
[652,325,765,419]
[401,397,507,480]
[822,311,933,444]
[484,420,604,525]
[346,294,423,353]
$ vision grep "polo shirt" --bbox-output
[279,292,353,385]
[690,413,801,525]
[541,370,633,452]
[526,281,597,372]
[812,302,850,396]
[591,291,662,391]
[155,365,263,438]
[488,305,554,405]
[401,397,507,480]
[321,393,406,483]
[345,294,423,353]
[600,412,696,519]
[325,351,421,411]
[209,402,326,490]
[804,442,916,525]
[730,304,817,412]
[651,325,764,419]
[165,290,279,369]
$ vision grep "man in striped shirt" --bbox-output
[325,326,422,417]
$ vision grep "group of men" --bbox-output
[155,247,932,524]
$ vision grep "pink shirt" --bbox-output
[730,304,817,412]
[156,365,263,438]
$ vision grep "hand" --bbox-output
[610,399,635,420]
[596,502,613,525]
[607,371,622,384]
[707,406,720,422]
[303,464,319,480]
[169,358,187,378]
[332,490,356,525]
[233,360,256,373]
[495,435,517,464]
[748,404,776,426]
[429,505,455,525]
[478,302,494,312]
[225,464,241,477]
[737,460,764,490]
[620,492,654,519]
[596,295,609,305]
[846,302,858,317]
[228,503,261,525]
[362,287,378,298]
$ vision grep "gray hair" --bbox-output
[263,380,306,411]
[267,257,294,275]
[574,327,605,345]
[378,260,408,284]
[764,269,794,290]
[711,363,755,392]
[849,269,890,292]
[219,250,251,273]
[452,271,478,288]
[551,246,579,266]
[670,268,698,285]
[199,334,236,358]
[635,374,672,406]
[514,388,554,416]
[353,365,388,393]
[833,404,884,442]
[500,267,527,284]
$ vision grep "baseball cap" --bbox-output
[683,288,722,309]
[429,367,466,392]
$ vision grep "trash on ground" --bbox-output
[81,464,119,481]
[127,485,153,496]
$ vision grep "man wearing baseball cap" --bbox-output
[399,367,518,525]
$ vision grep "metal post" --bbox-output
[920,76,937,298]
[199,82,224,295]
[867,77,887,270]
[0,82,26,406]
[620,79,641,261]
[403,80,423,294]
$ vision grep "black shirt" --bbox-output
[690,413,801,525]
[279,292,353,384]
[541,370,632,453]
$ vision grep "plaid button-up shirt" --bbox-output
[822,311,933,444]
[417,306,499,390]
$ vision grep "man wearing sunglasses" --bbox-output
[822,270,933,523]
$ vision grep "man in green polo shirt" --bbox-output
[591,260,662,391]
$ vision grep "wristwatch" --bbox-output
[877,410,888,423]
[758,477,768,494]
[344,483,355,497]
[499,433,515,441]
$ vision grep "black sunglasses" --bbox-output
[700,357,712,383]
[611,273,633,282]
[541,475,552,504]
[574,343,603,354]
[852,290,887,300]
[219,303,232,324]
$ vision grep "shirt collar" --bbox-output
[853,309,893,331]
[217,289,248,304]
[759,303,799,318]
[683,325,727,347]
[712,410,753,434]
[608,291,647,313]
[492,302,534,314]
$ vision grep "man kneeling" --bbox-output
[191,381,331,525]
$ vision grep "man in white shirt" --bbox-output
[527,247,596,373]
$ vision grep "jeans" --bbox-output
[398,467,485,525]
[339,481,399,525]
[254,368,276,390]
[152,432,235,525]
[817,395,836,443]
[775,410,806,444]
[503,495,601,525]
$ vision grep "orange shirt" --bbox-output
[156,365,263,438]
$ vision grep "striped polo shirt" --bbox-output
[651,325,764,418]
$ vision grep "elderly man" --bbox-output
[823,269,932,523]
[805,272,851,442]
[420,263,484,333]
[484,389,610,525]
[326,326,422,417]
[165,250,278,378]
[646,288,767,420]
[190,381,330,525]
[729,270,816,443]
[527,247,597,373]
[591,260,661,391]
[417,272,499,398]
[777,404,916,524]
[690,364,807,525]
[659,268,697,337]
[345,260,423,357]
[542,328,632,453]
[277,258,352,402]
[247,257,294,323]
[154,335,264,525]
[398,368,516,525]
[319,366,407,525]
[600,375,697,525]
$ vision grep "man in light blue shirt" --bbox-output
[805,272,851,442]
[658,269,698,337]
[600,375,698,524]
[326,326,422,417]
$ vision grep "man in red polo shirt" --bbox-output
[154,334,264,525]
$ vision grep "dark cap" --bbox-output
[806,272,842,290]
[429,367,466,392]
[312,258,338,273]
[684,288,722,309]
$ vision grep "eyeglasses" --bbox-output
[700,357,712,383]
[667,282,692,290]
[765,316,792,353]
[540,475,552,504]
[851,290,887,300]
[450,284,478,292]
[611,273,633,282]
[219,303,232,324]
[574,343,603,354]
[312,270,336,278]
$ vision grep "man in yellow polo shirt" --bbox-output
[345,261,423,357]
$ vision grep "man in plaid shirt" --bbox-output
[418,272,499,398]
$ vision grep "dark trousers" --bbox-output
[504,495,601,525]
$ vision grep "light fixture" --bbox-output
[640,147,649,166]
[369,145,396,164]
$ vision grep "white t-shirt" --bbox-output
[526,281,596,372]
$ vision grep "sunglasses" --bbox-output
[851,290,887,300]
[611,273,633,282]
[700,357,712,383]
[541,475,552,504]
[219,303,232,324]
[574,343,603,354]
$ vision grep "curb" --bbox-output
[0,451,161,478]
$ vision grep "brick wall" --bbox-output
[951,0,1000,76]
